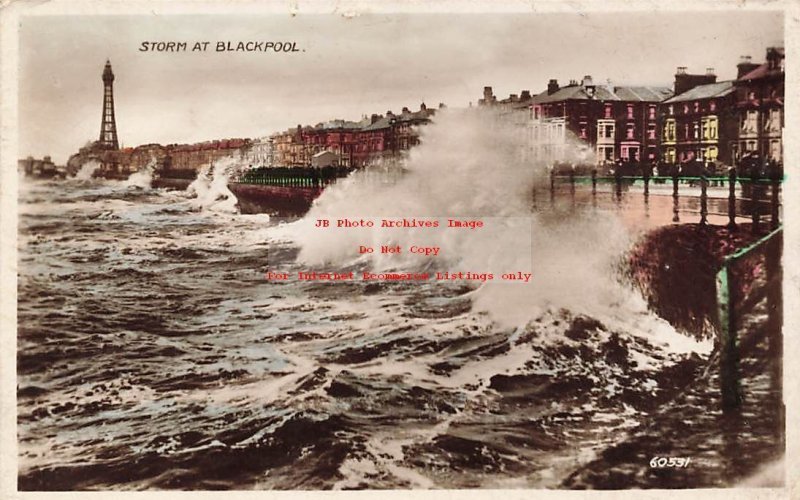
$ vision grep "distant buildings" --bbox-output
[19,156,62,178]
[481,80,672,166]
[268,103,441,168]
[480,46,784,170]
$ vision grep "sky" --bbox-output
[19,10,784,164]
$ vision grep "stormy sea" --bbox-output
[17,111,783,490]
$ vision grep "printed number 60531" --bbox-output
[650,457,691,468]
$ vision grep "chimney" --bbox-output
[582,75,596,98]
[370,114,379,124]
[438,102,446,109]
[386,110,394,117]
[737,55,759,78]
[402,106,410,114]
[420,102,427,111]
[509,93,518,102]
[482,86,494,105]
[520,90,531,100]
[766,47,785,71]
[547,79,559,95]
[674,67,717,95]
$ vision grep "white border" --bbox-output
[1,1,797,499]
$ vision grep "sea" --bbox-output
[15,110,781,490]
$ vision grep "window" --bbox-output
[770,139,782,160]
[767,108,781,131]
[693,122,700,139]
[627,105,634,119]
[648,106,656,120]
[598,121,615,139]
[683,104,689,114]
[579,122,587,139]
[709,100,716,112]
[647,123,656,140]
[694,101,700,113]
[707,117,718,140]
[604,104,613,119]
[626,123,635,139]
[666,147,676,164]
[742,110,758,133]
[663,119,676,142]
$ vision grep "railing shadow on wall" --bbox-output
[546,163,784,413]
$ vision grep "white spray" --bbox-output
[289,107,648,327]
[123,158,156,188]
[74,159,101,181]
[185,155,244,213]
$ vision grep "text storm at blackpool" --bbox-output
[138,41,303,52]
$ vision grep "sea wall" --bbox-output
[626,224,760,338]
[228,184,323,215]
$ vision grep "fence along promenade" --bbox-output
[547,164,783,412]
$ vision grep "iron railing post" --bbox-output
[728,168,737,231]
[717,262,742,411]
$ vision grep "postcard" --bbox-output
[1,1,797,498]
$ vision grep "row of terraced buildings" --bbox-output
[266,103,443,168]
[481,46,784,169]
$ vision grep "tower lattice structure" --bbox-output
[98,60,119,150]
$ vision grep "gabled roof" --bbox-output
[318,119,364,130]
[532,84,672,104]
[362,116,393,131]
[397,110,433,122]
[614,86,674,102]
[663,81,735,103]
[738,62,784,82]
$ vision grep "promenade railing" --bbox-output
[233,166,355,188]
[546,168,783,235]
[715,226,782,411]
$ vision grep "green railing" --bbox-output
[235,166,354,187]
[715,225,783,411]
[547,169,783,233]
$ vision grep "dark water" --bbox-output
[18,177,774,490]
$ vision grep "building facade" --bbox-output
[482,78,671,166]
[268,103,438,169]
[733,47,785,164]
[659,76,737,167]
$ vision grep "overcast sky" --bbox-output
[19,11,783,163]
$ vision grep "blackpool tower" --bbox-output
[98,59,119,150]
